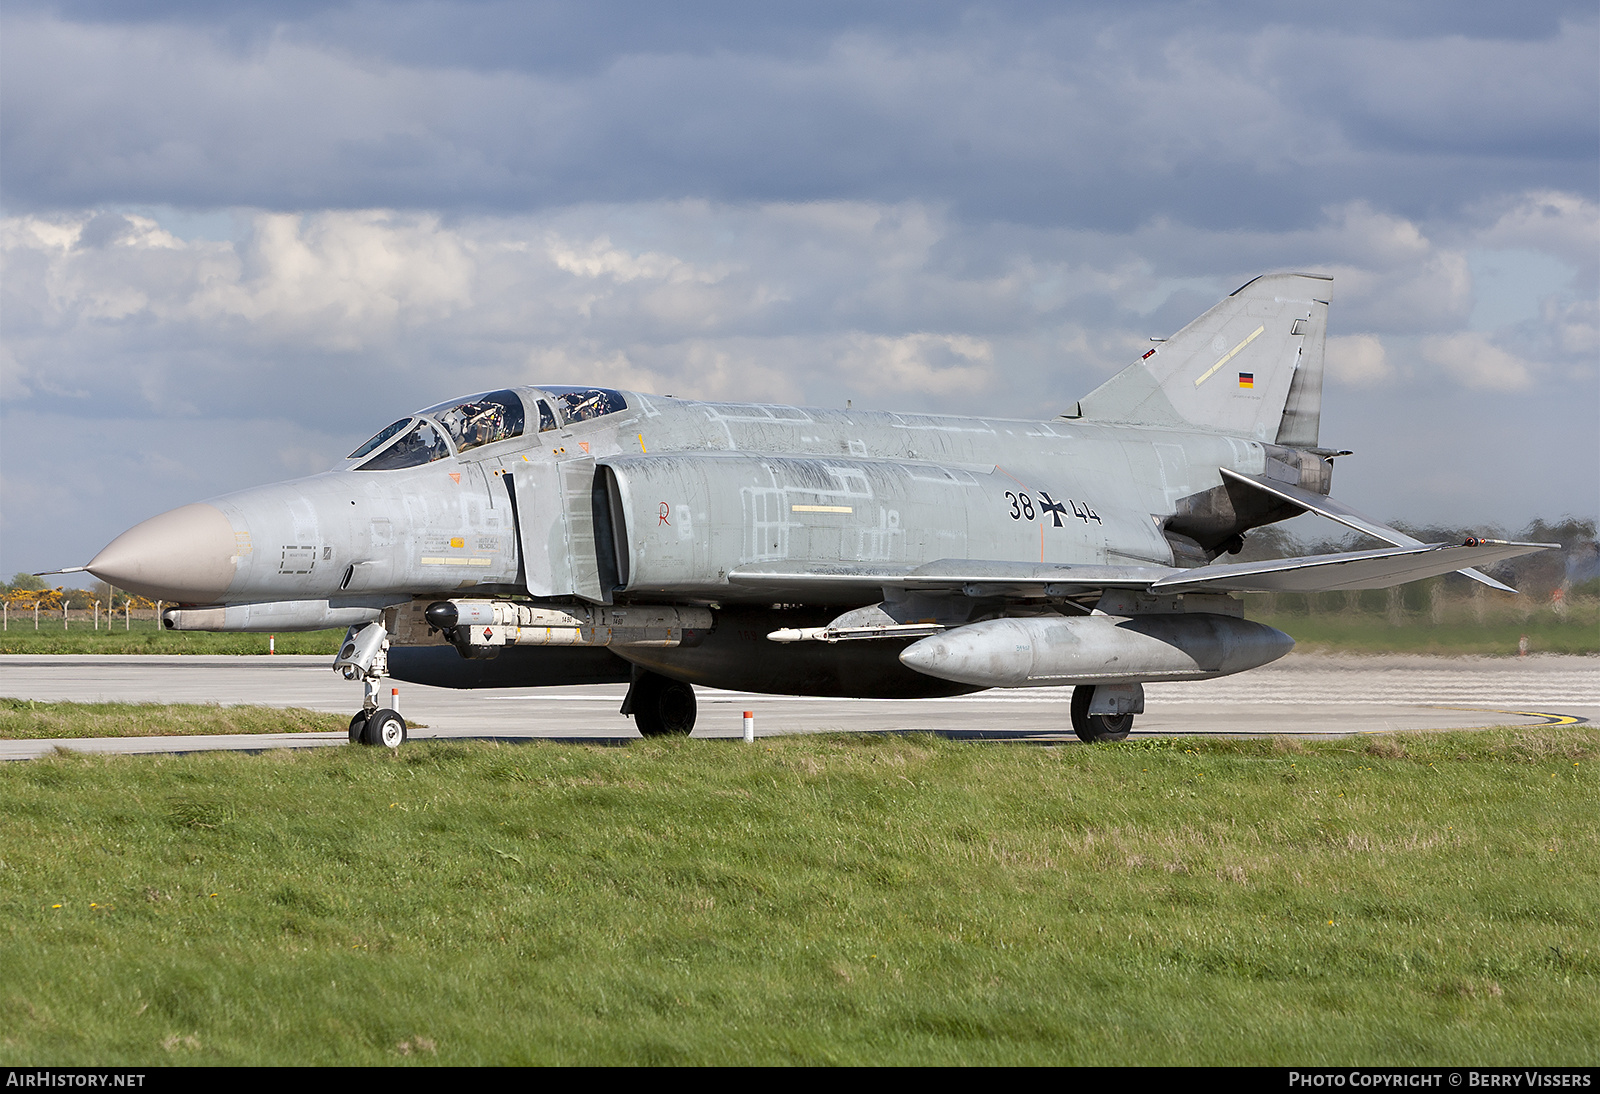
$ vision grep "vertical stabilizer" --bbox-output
[1070,273,1332,444]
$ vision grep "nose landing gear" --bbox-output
[335,622,408,748]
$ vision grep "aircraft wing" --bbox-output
[1147,540,1552,593]
[728,540,1552,600]
[1219,468,1517,592]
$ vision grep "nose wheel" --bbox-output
[361,708,407,748]
[348,705,407,748]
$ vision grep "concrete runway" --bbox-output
[1,651,1593,760]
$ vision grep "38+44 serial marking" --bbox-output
[1004,490,1100,526]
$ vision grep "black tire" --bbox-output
[1070,685,1132,743]
[361,708,407,748]
[631,673,697,737]
[348,712,369,744]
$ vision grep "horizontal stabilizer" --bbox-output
[1150,540,1553,593]
[1220,469,1518,592]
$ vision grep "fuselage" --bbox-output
[91,386,1307,616]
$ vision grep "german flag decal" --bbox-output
[1238,372,1254,389]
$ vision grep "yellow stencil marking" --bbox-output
[638,433,647,453]
[792,505,853,514]
[1195,325,1266,387]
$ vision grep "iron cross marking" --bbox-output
[1037,491,1069,528]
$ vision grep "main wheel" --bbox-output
[631,673,697,737]
[1070,685,1133,743]
[348,711,369,744]
[361,708,407,748]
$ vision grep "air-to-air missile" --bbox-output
[62,273,1551,745]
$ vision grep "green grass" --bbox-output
[0,699,346,739]
[0,622,347,656]
[1257,612,1598,656]
[1248,595,1598,656]
[2,730,1595,1065]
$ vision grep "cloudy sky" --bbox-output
[2,1,1596,579]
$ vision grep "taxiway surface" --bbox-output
[1,651,1593,760]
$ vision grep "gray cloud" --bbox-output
[3,6,1593,225]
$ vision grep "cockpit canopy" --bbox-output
[348,386,627,470]
[543,386,627,423]
[422,391,526,454]
[350,389,525,471]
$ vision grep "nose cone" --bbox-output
[86,503,239,603]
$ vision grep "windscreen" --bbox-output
[347,418,411,459]
[356,419,451,470]
[420,390,526,454]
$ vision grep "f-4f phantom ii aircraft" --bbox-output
[72,273,1550,747]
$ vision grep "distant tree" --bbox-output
[8,572,47,592]
[1519,517,1596,550]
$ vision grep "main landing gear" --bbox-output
[336,622,408,749]
[622,670,697,737]
[1070,684,1137,744]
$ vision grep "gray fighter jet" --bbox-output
[70,273,1550,746]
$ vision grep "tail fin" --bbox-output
[1067,272,1332,445]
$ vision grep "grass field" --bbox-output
[1249,595,1598,657]
[0,622,346,656]
[0,699,346,739]
[2,729,1595,1065]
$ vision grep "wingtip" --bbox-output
[1455,540,1557,594]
